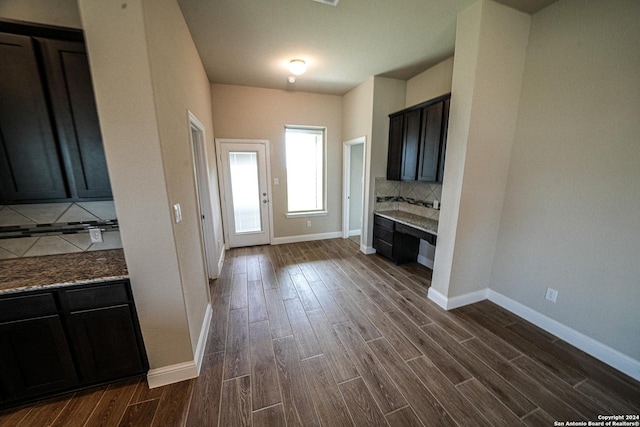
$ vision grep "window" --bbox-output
[285,126,326,215]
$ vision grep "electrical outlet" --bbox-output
[306,220,312,227]
[89,228,103,243]
[545,287,558,303]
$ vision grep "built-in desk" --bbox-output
[373,211,437,264]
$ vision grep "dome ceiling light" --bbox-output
[288,59,307,76]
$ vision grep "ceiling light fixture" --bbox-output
[288,59,307,76]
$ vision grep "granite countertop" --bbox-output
[0,249,128,295]
[375,210,438,236]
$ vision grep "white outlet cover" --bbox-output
[89,228,103,243]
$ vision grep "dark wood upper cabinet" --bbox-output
[417,101,444,182]
[0,22,111,204]
[386,115,404,180]
[0,32,68,202]
[400,109,422,181]
[38,38,112,199]
[387,93,451,183]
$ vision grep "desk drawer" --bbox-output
[373,226,393,244]
[373,238,393,259]
[374,215,394,231]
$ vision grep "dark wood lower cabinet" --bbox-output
[67,305,145,384]
[0,315,78,402]
[0,280,147,409]
[373,214,436,265]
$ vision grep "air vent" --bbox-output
[312,0,339,6]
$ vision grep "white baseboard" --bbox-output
[427,287,487,310]
[194,303,212,374]
[216,250,225,279]
[272,231,343,245]
[417,254,434,269]
[147,303,212,388]
[428,287,640,380]
[147,361,198,389]
[348,229,361,237]
[427,287,448,309]
[487,290,640,382]
[361,245,376,255]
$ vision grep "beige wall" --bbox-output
[142,0,216,354]
[366,77,407,248]
[210,84,343,240]
[0,0,81,28]
[78,0,219,374]
[405,56,454,107]
[491,0,640,359]
[431,0,530,301]
[342,78,374,247]
[341,77,405,250]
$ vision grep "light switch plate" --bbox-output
[173,203,182,223]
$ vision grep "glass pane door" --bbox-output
[228,151,261,233]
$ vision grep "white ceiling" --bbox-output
[177,0,557,95]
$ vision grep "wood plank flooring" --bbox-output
[2,238,639,426]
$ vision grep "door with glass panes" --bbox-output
[216,140,271,248]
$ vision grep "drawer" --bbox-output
[64,282,130,311]
[373,226,393,244]
[395,222,434,242]
[374,215,394,231]
[0,293,58,323]
[373,238,393,260]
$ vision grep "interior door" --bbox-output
[217,140,271,248]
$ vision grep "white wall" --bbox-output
[210,84,343,241]
[491,0,640,361]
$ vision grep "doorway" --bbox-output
[216,139,271,248]
[342,137,366,248]
[189,111,218,279]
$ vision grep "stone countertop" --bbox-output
[0,249,128,295]
[375,210,438,236]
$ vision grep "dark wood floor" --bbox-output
[2,238,639,426]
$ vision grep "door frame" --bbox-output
[215,138,273,249]
[342,136,366,243]
[188,111,219,279]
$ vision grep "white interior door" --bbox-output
[190,112,218,278]
[217,140,271,248]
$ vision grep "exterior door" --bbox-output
[217,140,271,248]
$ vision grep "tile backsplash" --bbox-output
[375,178,442,220]
[0,201,121,259]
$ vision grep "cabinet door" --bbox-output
[0,316,78,403]
[400,109,421,181]
[0,32,67,203]
[66,305,144,384]
[417,101,444,182]
[38,38,112,199]
[386,114,404,180]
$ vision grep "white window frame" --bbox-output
[284,125,328,218]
